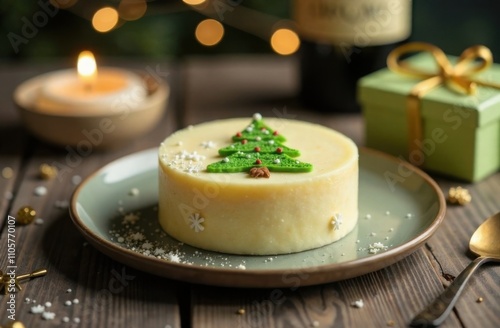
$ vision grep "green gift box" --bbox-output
[358,47,500,182]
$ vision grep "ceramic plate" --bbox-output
[70,148,446,288]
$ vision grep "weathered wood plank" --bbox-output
[423,175,500,328]
[0,61,182,327]
[191,251,461,328]
[0,65,40,228]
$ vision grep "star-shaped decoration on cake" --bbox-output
[122,213,140,225]
[331,213,343,231]
[189,213,205,232]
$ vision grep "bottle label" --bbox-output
[293,0,412,46]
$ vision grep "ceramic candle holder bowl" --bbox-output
[14,71,169,150]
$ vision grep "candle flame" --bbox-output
[77,51,97,90]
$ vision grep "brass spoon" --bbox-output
[411,212,500,327]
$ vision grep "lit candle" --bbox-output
[77,50,97,91]
[14,50,169,149]
[36,50,148,115]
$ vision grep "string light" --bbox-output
[270,28,300,55]
[195,19,224,46]
[92,7,119,33]
[57,1,300,55]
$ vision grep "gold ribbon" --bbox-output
[386,42,500,165]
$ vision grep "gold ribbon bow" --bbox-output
[386,42,500,165]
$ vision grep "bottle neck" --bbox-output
[293,0,412,46]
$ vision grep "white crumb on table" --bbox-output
[351,299,364,308]
[4,191,13,200]
[34,186,47,196]
[72,175,82,185]
[42,311,56,320]
[31,304,45,313]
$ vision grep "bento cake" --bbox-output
[158,114,358,255]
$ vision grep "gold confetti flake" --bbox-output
[236,308,245,315]
[0,321,26,328]
[477,297,484,303]
[0,268,47,294]
[39,164,58,180]
[16,206,37,225]
[2,167,14,179]
[447,186,471,205]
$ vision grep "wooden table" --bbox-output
[0,56,499,328]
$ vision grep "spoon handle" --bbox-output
[410,256,490,327]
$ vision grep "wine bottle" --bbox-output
[293,0,412,112]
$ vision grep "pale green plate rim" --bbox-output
[70,147,446,288]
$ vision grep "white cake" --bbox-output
[158,115,358,255]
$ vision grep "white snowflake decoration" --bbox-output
[331,213,343,231]
[167,251,181,263]
[141,242,153,250]
[189,213,205,232]
[153,248,166,256]
[130,232,145,241]
[122,213,140,225]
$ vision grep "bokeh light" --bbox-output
[92,7,119,33]
[118,0,147,21]
[182,0,206,5]
[195,19,224,47]
[270,28,300,56]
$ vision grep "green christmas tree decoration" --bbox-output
[206,114,313,176]
[231,116,286,143]
[218,140,300,157]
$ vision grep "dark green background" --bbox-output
[1,0,500,61]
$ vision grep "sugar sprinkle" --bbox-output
[31,305,45,313]
[34,186,48,196]
[42,311,56,320]
[351,299,364,308]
